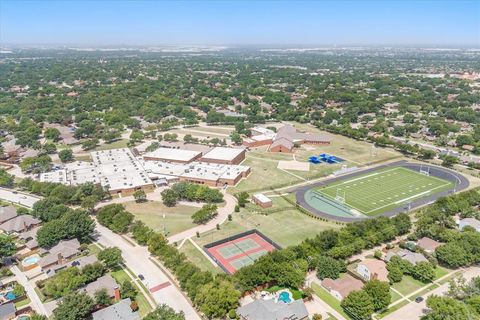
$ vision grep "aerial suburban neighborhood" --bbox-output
[0,1,479,320]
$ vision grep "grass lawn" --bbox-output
[34,287,46,302]
[14,297,30,308]
[311,283,350,319]
[377,300,410,319]
[111,268,152,317]
[93,139,129,151]
[124,200,197,236]
[392,275,427,296]
[390,288,403,303]
[188,126,234,135]
[193,199,340,248]
[434,266,450,280]
[286,122,402,165]
[87,243,102,255]
[411,283,439,300]
[438,271,462,285]
[178,240,222,274]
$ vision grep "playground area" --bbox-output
[204,230,280,274]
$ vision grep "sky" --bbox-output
[1,0,479,47]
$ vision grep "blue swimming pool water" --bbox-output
[3,291,16,301]
[22,255,40,266]
[278,291,291,304]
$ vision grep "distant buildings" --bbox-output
[40,146,250,192]
[243,124,331,153]
[322,274,364,300]
[252,193,273,208]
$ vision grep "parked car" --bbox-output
[415,296,424,303]
[138,274,145,280]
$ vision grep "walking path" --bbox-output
[167,191,237,243]
[10,265,48,316]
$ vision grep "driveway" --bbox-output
[94,223,201,319]
[383,266,480,320]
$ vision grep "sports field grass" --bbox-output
[314,166,453,216]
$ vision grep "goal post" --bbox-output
[335,188,346,204]
[419,165,430,176]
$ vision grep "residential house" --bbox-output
[92,298,140,320]
[0,302,15,320]
[321,274,364,300]
[237,299,308,320]
[71,254,98,269]
[0,215,41,235]
[356,259,389,282]
[0,206,17,224]
[416,237,443,254]
[386,249,428,265]
[83,274,120,299]
[38,239,81,271]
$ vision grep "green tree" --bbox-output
[0,169,14,187]
[341,290,375,320]
[53,292,94,320]
[422,295,473,320]
[44,128,61,141]
[161,189,178,207]
[98,247,123,269]
[316,255,345,280]
[133,189,147,203]
[144,304,185,320]
[363,280,391,311]
[94,288,111,306]
[412,261,435,283]
[194,280,240,319]
[121,280,138,300]
[191,204,218,224]
[58,149,74,163]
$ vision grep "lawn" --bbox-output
[14,297,30,308]
[194,198,341,248]
[124,200,197,236]
[434,266,450,280]
[286,122,402,165]
[390,288,403,303]
[93,139,129,151]
[411,283,439,300]
[392,275,427,296]
[178,240,222,274]
[377,299,410,319]
[187,125,234,135]
[87,243,102,255]
[311,283,350,319]
[111,268,152,317]
[315,166,453,216]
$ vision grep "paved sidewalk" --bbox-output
[11,265,48,316]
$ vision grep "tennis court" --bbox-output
[314,166,453,216]
[204,230,279,274]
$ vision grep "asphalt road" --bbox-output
[0,187,41,207]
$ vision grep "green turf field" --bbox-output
[315,166,454,216]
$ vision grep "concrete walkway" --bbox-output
[10,265,48,316]
[167,191,237,243]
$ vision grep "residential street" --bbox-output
[93,223,201,319]
[0,187,40,208]
[383,266,480,320]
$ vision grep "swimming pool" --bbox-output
[278,291,292,304]
[2,291,16,301]
[21,254,40,267]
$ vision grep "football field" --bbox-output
[315,167,454,216]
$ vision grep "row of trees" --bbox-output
[96,204,134,233]
[191,204,218,224]
[161,182,224,207]
[341,280,391,320]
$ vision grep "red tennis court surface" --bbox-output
[205,231,278,274]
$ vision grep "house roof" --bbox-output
[417,237,443,251]
[84,274,119,297]
[0,215,41,233]
[0,206,17,224]
[237,299,308,320]
[0,302,15,319]
[18,226,40,240]
[322,274,364,298]
[71,254,98,268]
[92,298,140,320]
[386,249,428,265]
[38,239,81,268]
[271,137,294,150]
[359,259,389,282]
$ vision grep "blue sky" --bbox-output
[1,1,479,47]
